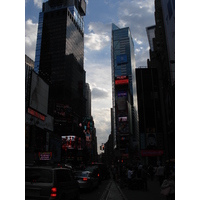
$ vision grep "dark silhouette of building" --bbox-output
[136,68,164,165]
[34,0,87,131]
[146,0,175,162]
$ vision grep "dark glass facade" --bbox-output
[136,68,164,165]
[34,1,86,134]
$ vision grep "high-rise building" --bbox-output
[146,0,175,162]
[85,83,91,118]
[34,0,86,126]
[111,24,139,162]
[136,68,164,165]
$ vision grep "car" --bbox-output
[25,166,80,200]
[86,163,110,181]
[84,165,101,183]
[74,170,99,192]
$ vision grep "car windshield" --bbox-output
[26,168,53,183]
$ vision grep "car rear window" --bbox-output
[26,168,53,183]
[75,171,89,177]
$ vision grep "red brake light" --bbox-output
[51,187,57,197]
[83,177,87,181]
[98,174,100,177]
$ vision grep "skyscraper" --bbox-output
[111,24,139,162]
[34,0,86,125]
[85,83,91,118]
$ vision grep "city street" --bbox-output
[79,178,166,200]
[79,179,110,200]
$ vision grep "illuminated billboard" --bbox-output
[62,135,76,150]
[115,76,129,85]
[116,91,128,111]
[116,54,127,65]
[118,116,127,122]
[29,71,49,116]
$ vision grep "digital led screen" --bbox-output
[29,71,49,115]
[118,91,127,97]
[116,54,127,64]
[62,135,76,150]
[118,116,127,122]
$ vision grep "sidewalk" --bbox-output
[119,179,166,200]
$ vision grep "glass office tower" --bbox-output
[34,0,86,124]
[111,24,139,162]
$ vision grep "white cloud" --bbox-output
[25,19,38,60]
[92,87,109,99]
[92,108,111,153]
[34,0,44,8]
[85,22,111,51]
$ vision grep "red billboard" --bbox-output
[115,76,129,85]
[62,135,76,150]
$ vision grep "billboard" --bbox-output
[116,54,127,65]
[115,76,129,85]
[116,91,127,111]
[38,152,52,160]
[29,71,49,116]
[62,135,76,150]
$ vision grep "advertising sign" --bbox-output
[61,135,76,150]
[116,54,127,65]
[29,71,49,116]
[115,76,129,85]
[38,152,52,160]
[147,133,157,149]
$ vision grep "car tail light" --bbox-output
[83,177,87,181]
[98,174,100,177]
[51,187,57,197]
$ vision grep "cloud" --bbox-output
[85,22,111,51]
[92,108,111,153]
[116,0,155,67]
[92,87,109,99]
[34,0,44,8]
[25,19,38,60]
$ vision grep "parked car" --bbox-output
[74,170,99,192]
[25,166,80,200]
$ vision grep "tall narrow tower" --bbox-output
[111,24,139,162]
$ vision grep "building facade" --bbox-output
[136,68,164,165]
[146,0,175,163]
[85,83,91,118]
[34,0,86,125]
[111,24,139,163]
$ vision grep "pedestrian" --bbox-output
[155,164,165,185]
[127,167,133,189]
[161,173,175,200]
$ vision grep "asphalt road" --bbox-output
[79,179,111,200]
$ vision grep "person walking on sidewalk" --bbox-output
[127,166,133,189]
[155,165,165,185]
[161,173,175,200]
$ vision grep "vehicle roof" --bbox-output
[25,166,71,171]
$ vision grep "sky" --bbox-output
[25,0,155,154]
